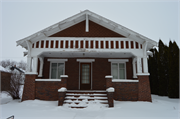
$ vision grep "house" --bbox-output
[16,10,157,107]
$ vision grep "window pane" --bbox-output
[119,63,125,68]
[112,63,118,79]
[58,63,64,79]
[119,69,125,79]
[82,64,90,84]
[51,63,57,79]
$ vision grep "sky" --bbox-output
[0,0,179,62]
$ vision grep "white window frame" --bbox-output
[48,59,67,79]
[111,62,126,79]
[108,59,128,80]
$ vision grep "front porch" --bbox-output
[22,38,152,107]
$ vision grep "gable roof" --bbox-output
[16,10,157,50]
[49,20,125,37]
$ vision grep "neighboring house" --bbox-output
[16,10,157,107]
[1,65,25,91]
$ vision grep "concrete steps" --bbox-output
[63,90,108,108]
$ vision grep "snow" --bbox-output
[0,66,11,72]
[106,87,115,92]
[0,91,179,119]
[60,75,68,78]
[105,76,113,78]
[58,87,67,92]
[65,96,107,99]
[66,93,106,96]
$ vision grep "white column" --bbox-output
[132,57,137,78]
[26,56,32,72]
[38,57,44,77]
[143,57,148,73]
[137,57,142,74]
[32,56,38,73]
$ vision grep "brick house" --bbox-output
[16,10,157,107]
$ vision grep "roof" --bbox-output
[16,10,157,50]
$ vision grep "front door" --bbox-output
[80,63,91,90]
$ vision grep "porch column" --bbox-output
[143,57,148,73]
[132,57,137,78]
[26,56,32,72]
[32,56,38,73]
[38,57,44,77]
[136,57,142,74]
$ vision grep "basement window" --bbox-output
[50,63,64,79]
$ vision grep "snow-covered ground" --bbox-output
[0,91,179,119]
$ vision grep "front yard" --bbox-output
[0,92,179,119]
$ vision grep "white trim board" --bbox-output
[48,59,68,62]
[35,79,61,81]
[77,59,95,62]
[108,59,129,63]
[112,79,139,82]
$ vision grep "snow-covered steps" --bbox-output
[64,90,108,108]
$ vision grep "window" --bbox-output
[111,63,126,79]
[50,63,64,79]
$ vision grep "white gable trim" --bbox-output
[16,10,157,50]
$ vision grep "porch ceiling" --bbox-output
[39,51,134,58]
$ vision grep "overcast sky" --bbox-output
[0,0,179,62]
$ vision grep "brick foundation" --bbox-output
[35,81,61,101]
[22,74,37,101]
[113,82,138,101]
[137,75,152,102]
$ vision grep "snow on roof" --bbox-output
[0,66,11,73]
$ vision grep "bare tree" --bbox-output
[0,59,17,68]
[0,59,26,99]
[17,60,27,71]
[5,72,23,99]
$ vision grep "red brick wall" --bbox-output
[1,71,11,91]
[22,74,37,101]
[138,76,152,102]
[92,58,110,90]
[41,57,133,90]
[50,20,125,37]
[43,57,50,79]
[35,81,61,101]
[113,82,138,101]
